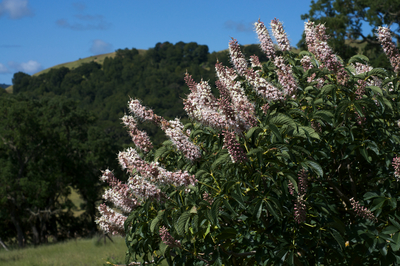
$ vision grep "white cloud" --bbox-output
[90,39,113,54]
[0,63,10,73]
[56,14,111,31]
[224,20,253,33]
[9,60,42,74]
[72,2,86,11]
[0,0,33,19]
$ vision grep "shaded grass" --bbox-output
[0,236,127,266]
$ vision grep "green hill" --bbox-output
[4,51,146,94]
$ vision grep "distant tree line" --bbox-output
[0,83,10,89]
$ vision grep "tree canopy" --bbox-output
[300,0,400,68]
[0,95,118,246]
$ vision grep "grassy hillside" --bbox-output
[4,49,147,94]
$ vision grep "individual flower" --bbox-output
[350,198,378,223]
[270,18,290,51]
[254,19,276,59]
[376,27,400,72]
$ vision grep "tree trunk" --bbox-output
[31,223,39,245]
[9,204,25,248]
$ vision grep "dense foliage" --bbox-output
[98,19,400,265]
[0,95,118,246]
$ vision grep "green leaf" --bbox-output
[176,211,191,236]
[245,126,262,140]
[334,99,351,122]
[389,198,397,210]
[390,217,400,230]
[302,160,323,177]
[330,228,345,250]
[370,197,386,212]
[348,54,369,64]
[269,113,297,128]
[223,199,238,216]
[195,169,209,179]
[265,200,280,220]
[150,215,161,233]
[359,147,371,163]
[231,192,246,209]
[154,146,169,161]
[252,198,263,219]
[390,233,400,251]
[320,84,336,95]
[366,86,383,96]
[367,68,388,79]
[382,226,399,235]
[211,153,230,170]
[210,198,222,226]
[363,192,379,200]
[268,123,283,142]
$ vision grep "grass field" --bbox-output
[0,236,127,266]
[0,235,169,266]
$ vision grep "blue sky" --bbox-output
[1,0,317,85]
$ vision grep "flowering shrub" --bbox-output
[97,19,400,265]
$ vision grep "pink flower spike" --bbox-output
[270,18,290,52]
[350,198,378,223]
[223,131,248,163]
[159,226,181,248]
[160,118,201,161]
[229,38,248,76]
[96,204,127,235]
[254,20,276,59]
[274,56,298,97]
[304,21,348,85]
[128,98,164,125]
[121,115,153,152]
[376,26,400,72]
[392,156,400,181]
